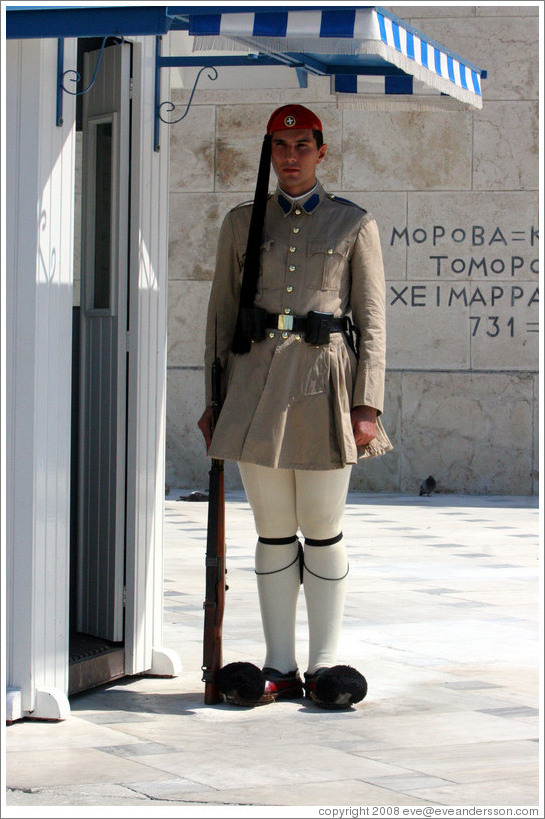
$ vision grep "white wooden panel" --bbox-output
[6,37,77,713]
[124,36,172,674]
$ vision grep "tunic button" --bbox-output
[282,332,288,339]
[327,248,334,255]
[292,227,300,234]
[268,332,275,339]
[284,307,291,314]
[289,265,296,272]
[289,246,296,253]
[295,334,301,341]
[286,285,293,293]
[295,209,301,215]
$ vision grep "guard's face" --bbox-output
[270,128,327,197]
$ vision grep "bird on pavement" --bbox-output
[419,476,437,496]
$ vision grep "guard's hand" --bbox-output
[197,406,214,454]
[351,405,377,448]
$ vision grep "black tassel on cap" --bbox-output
[231,133,272,354]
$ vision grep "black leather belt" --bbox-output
[239,306,358,352]
[265,312,344,334]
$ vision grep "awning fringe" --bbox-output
[192,36,482,110]
[335,94,475,113]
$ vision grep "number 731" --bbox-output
[470,316,515,337]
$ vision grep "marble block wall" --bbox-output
[166,5,539,496]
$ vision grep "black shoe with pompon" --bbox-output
[304,665,367,709]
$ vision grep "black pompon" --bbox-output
[314,665,367,708]
[215,661,265,701]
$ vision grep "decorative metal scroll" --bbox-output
[56,36,123,126]
[158,66,218,125]
[62,35,124,96]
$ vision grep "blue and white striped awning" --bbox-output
[6,5,486,112]
[185,6,485,110]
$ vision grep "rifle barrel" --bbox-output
[202,345,226,704]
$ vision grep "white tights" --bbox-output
[238,462,352,675]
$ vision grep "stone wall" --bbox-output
[166,5,539,495]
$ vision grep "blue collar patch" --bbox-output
[276,191,321,215]
[277,193,292,214]
[303,193,320,213]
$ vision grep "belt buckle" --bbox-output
[277,314,294,331]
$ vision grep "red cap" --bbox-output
[266,104,323,135]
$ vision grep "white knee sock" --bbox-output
[255,539,301,674]
[303,539,348,674]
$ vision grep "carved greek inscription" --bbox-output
[389,284,538,308]
[387,221,538,367]
[391,224,539,277]
[388,283,539,344]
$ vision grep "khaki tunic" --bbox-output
[204,181,392,470]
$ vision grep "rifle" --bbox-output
[202,320,226,704]
[201,134,271,698]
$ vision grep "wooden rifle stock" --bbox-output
[202,333,226,704]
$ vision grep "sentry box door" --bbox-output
[78,42,131,643]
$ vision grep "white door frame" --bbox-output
[123,36,181,679]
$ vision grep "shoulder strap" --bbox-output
[328,193,367,213]
[231,134,272,354]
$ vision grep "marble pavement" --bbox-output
[4,491,541,813]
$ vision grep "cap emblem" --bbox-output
[266,105,322,135]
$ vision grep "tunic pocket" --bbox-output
[306,240,350,290]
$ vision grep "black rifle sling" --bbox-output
[231,133,272,354]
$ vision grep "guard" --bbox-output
[198,104,392,708]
